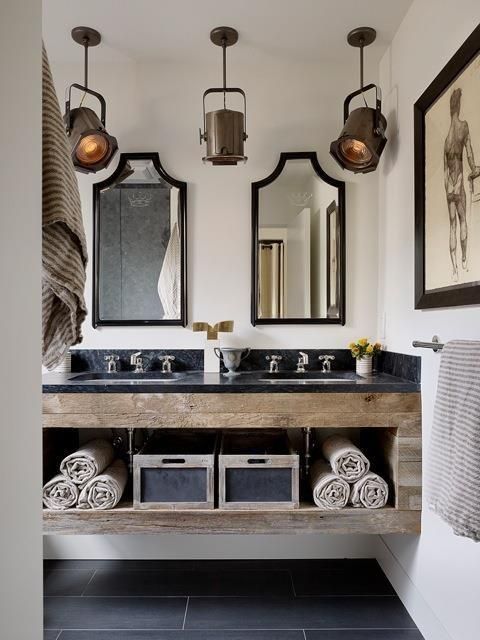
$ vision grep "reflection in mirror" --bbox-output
[93,153,186,326]
[252,152,345,325]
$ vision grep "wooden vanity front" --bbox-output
[43,391,422,535]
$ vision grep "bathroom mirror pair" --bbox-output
[93,151,345,327]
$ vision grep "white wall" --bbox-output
[47,52,380,350]
[0,2,43,639]
[377,2,480,639]
[44,48,381,559]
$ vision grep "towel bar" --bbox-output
[412,335,443,352]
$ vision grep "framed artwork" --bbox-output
[326,200,340,318]
[414,23,480,309]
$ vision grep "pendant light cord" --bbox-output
[359,40,368,107]
[79,36,89,107]
[222,35,227,109]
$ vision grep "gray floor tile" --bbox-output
[44,632,60,640]
[44,570,95,596]
[44,597,187,630]
[292,566,395,596]
[306,632,425,640]
[84,570,293,597]
[185,596,416,630]
[59,631,304,640]
[44,559,378,574]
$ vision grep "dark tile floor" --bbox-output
[44,560,424,640]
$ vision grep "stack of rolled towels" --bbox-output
[43,439,128,511]
[311,434,389,510]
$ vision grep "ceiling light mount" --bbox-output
[64,26,118,174]
[200,26,248,165]
[330,26,387,174]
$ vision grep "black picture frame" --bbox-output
[251,151,346,325]
[326,200,341,319]
[93,152,187,327]
[414,23,480,310]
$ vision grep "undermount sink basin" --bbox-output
[258,371,359,383]
[68,372,188,384]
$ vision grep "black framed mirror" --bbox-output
[251,152,345,325]
[93,152,187,327]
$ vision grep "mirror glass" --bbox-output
[253,153,345,324]
[94,154,186,326]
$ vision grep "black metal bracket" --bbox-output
[64,83,107,133]
[343,82,384,133]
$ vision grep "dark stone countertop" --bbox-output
[42,369,420,394]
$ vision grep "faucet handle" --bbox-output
[159,355,175,362]
[266,355,282,362]
[130,351,142,365]
[319,355,335,361]
[104,355,119,362]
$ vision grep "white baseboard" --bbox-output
[376,536,452,640]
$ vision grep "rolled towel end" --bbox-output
[311,461,350,510]
[351,472,389,509]
[43,475,79,510]
[77,459,128,510]
[322,435,370,483]
[60,438,115,485]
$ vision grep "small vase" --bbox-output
[356,355,373,377]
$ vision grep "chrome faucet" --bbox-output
[266,355,282,373]
[319,355,335,373]
[160,355,175,373]
[104,355,119,373]
[296,352,309,373]
[130,352,145,374]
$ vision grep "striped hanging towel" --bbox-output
[428,340,480,541]
[42,43,87,369]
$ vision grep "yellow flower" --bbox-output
[352,347,360,356]
[358,338,368,347]
[348,342,356,350]
[366,344,374,354]
[374,342,382,350]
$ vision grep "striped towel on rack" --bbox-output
[42,43,87,370]
[428,340,480,541]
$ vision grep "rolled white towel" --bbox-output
[322,435,370,483]
[77,459,128,510]
[60,438,115,486]
[351,472,389,509]
[43,474,79,510]
[310,461,350,510]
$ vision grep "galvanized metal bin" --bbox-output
[219,431,300,510]
[133,431,219,510]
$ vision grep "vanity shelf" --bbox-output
[42,390,422,535]
[43,502,420,535]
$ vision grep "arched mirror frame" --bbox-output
[251,151,345,326]
[93,152,187,327]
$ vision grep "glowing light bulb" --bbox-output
[340,138,372,165]
[76,133,109,165]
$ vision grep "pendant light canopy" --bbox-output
[330,27,387,174]
[64,27,118,174]
[200,26,248,165]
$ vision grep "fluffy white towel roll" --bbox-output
[310,461,350,510]
[77,459,128,510]
[43,474,79,510]
[322,435,370,483]
[351,472,389,509]
[60,439,115,486]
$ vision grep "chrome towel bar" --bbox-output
[412,335,444,352]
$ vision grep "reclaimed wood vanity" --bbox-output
[42,361,422,535]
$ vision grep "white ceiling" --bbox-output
[43,0,413,66]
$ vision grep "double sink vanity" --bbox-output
[42,348,422,536]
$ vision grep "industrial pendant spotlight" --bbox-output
[200,26,248,165]
[330,27,387,174]
[64,27,118,174]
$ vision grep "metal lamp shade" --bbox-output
[202,109,247,165]
[330,106,387,174]
[66,106,118,173]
